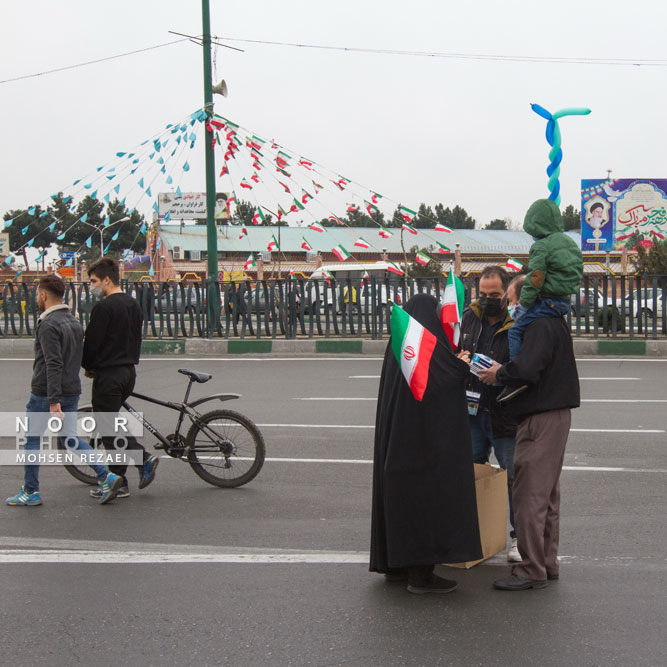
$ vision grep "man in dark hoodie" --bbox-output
[500,199,582,401]
[460,266,520,562]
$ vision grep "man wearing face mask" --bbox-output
[459,265,520,562]
[83,258,159,497]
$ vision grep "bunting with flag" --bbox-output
[415,251,431,266]
[354,237,371,249]
[301,237,312,251]
[506,257,523,271]
[309,222,324,233]
[267,235,279,251]
[435,223,453,233]
[402,222,418,235]
[332,245,351,261]
[244,254,256,270]
[387,261,404,276]
[378,226,393,239]
[252,208,266,225]
[436,242,451,254]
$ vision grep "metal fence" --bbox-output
[1,275,666,340]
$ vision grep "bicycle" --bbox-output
[57,368,265,488]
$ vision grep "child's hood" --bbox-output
[523,199,564,238]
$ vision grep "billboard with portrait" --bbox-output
[581,179,667,251]
[158,192,231,221]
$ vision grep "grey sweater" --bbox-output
[31,306,83,404]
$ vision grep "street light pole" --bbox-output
[202,0,219,334]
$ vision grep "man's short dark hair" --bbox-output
[479,265,510,289]
[590,202,604,212]
[38,275,66,300]
[508,274,526,300]
[88,257,120,285]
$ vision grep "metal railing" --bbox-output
[1,275,666,340]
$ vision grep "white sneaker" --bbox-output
[507,537,521,562]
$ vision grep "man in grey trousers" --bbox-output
[478,274,580,590]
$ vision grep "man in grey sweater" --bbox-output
[5,275,123,506]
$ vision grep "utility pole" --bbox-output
[202,0,219,334]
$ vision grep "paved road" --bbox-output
[0,355,665,667]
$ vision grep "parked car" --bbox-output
[570,288,605,316]
[615,288,664,317]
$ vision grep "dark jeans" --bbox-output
[508,296,570,360]
[469,409,516,538]
[91,365,148,484]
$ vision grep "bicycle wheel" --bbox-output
[58,406,99,486]
[186,409,265,488]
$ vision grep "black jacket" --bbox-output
[460,302,518,438]
[31,306,83,404]
[497,316,580,422]
[82,292,143,371]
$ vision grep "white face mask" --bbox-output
[90,284,104,299]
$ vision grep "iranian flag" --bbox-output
[506,257,523,271]
[439,266,465,350]
[301,237,312,251]
[378,226,393,239]
[279,181,291,193]
[347,204,359,213]
[329,215,345,226]
[387,261,404,276]
[371,192,383,204]
[298,159,313,170]
[437,242,451,254]
[399,205,417,223]
[650,229,666,240]
[292,197,305,211]
[312,180,324,193]
[362,270,370,281]
[365,201,378,216]
[267,235,279,252]
[332,245,351,261]
[252,208,266,225]
[239,225,248,240]
[301,190,312,204]
[415,251,430,266]
[240,178,252,189]
[435,223,452,233]
[354,237,371,249]
[244,254,256,270]
[615,227,634,241]
[250,172,260,183]
[277,205,288,221]
[228,191,237,206]
[402,222,418,235]
[309,222,324,232]
[390,305,437,402]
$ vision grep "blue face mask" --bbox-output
[508,304,520,320]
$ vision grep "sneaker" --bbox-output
[507,537,521,563]
[95,473,123,505]
[138,455,159,490]
[6,486,42,506]
[90,484,130,499]
[493,573,548,590]
[547,571,559,581]
[497,385,528,403]
[407,574,458,595]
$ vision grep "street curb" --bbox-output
[1,338,666,357]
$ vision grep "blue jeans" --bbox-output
[469,409,516,537]
[23,393,109,493]
[508,296,570,360]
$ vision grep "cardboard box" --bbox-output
[444,463,508,569]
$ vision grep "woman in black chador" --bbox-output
[370,293,482,594]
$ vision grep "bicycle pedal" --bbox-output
[154,443,164,450]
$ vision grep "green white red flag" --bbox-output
[387,261,404,276]
[371,192,383,205]
[301,190,312,204]
[312,180,324,193]
[435,223,453,233]
[378,226,393,239]
[365,201,378,216]
[252,208,266,225]
[244,254,256,270]
[436,242,451,254]
[399,205,417,223]
[615,228,634,241]
[239,225,248,240]
[390,304,437,402]
[301,237,312,251]
[415,251,431,266]
[402,222,418,235]
[650,229,666,240]
[329,215,345,226]
[439,266,465,350]
[309,222,324,232]
[277,205,288,221]
[506,257,523,271]
[332,245,351,261]
[354,237,371,249]
[267,235,279,252]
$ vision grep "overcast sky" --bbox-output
[3,0,667,240]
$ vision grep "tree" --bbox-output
[414,203,436,229]
[633,239,667,277]
[433,203,475,229]
[3,203,60,269]
[485,218,508,230]
[562,205,581,231]
[408,245,444,277]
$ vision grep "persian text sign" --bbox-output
[581,179,667,250]
[158,192,230,220]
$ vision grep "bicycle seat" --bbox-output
[178,368,212,383]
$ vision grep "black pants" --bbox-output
[91,365,148,482]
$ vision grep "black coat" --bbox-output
[370,294,483,572]
[497,317,580,422]
[460,302,518,438]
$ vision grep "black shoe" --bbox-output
[497,385,528,403]
[493,573,548,590]
[407,574,458,595]
[384,568,409,582]
[138,455,159,490]
[547,571,559,581]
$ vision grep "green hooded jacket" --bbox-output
[521,199,583,308]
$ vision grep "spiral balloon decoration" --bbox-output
[531,103,591,206]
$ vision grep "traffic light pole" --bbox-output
[202,0,219,335]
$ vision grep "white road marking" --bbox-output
[349,375,381,378]
[581,399,667,403]
[294,397,376,401]
[256,423,664,434]
[579,377,640,380]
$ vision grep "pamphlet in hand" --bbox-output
[470,353,493,378]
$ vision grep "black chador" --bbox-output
[370,294,482,572]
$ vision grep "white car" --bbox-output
[616,288,664,317]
